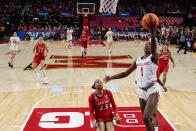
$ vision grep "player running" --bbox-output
[32,36,48,84]
[157,44,175,85]
[7,32,20,68]
[105,28,114,54]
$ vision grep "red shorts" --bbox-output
[81,41,87,48]
[157,65,169,77]
[95,114,113,122]
[33,55,45,63]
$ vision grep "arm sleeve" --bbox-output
[108,90,118,115]
[88,95,95,122]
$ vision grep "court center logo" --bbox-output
[24,55,132,70]
[22,107,175,131]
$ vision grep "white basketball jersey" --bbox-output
[106,31,113,40]
[67,29,72,37]
[10,36,20,47]
[136,55,158,88]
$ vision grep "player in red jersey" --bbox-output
[88,79,121,131]
[32,36,49,84]
[80,30,89,61]
[157,44,175,85]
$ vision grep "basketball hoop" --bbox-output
[99,0,119,14]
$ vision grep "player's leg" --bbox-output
[8,50,15,68]
[184,41,187,54]
[40,60,48,84]
[105,121,114,131]
[108,42,112,54]
[32,62,39,70]
[139,98,146,114]
[81,47,84,59]
[84,48,87,61]
[162,71,168,85]
[97,121,106,131]
[32,62,40,80]
[68,40,71,48]
[177,42,183,53]
[70,40,73,47]
[11,51,15,65]
[152,106,159,131]
[143,93,159,131]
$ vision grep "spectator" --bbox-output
[44,32,48,40]
[25,32,30,40]
[177,31,187,54]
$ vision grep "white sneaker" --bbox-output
[36,73,40,80]
[43,77,48,85]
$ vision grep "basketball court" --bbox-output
[0,40,196,131]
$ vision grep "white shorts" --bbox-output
[107,39,113,43]
[67,36,72,41]
[10,45,18,51]
[137,82,162,101]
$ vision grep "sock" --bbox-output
[154,126,158,131]
[42,69,46,77]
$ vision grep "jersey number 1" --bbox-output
[141,67,143,77]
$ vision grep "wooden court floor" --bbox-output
[0,40,196,131]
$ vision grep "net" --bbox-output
[99,0,119,14]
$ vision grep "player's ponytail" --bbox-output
[91,82,96,89]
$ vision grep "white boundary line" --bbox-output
[20,105,35,131]
[158,108,177,131]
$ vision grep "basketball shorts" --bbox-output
[67,36,72,41]
[107,39,113,43]
[33,55,45,63]
[138,82,162,101]
[10,45,18,51]
[157,65,169,75]
[81,41,87,48]
[95,114,113,122]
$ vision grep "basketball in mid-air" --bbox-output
[141,13,159,30]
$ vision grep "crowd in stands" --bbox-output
[0,0,195,49]
[0,0,24,35]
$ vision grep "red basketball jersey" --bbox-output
[158,49,170,66]
[80,34,87,41]
[35,43,46,55]
[88,90,118,122]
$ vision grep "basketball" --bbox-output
[141,13,159,30]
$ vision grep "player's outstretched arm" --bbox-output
[103,60,137,83]
[149,17,159,61]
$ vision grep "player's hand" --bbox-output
[173,64,175,68]
[103,75,112,83]
[92,120,98,128]
[163,86,167,92]
[115,116,121,124]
